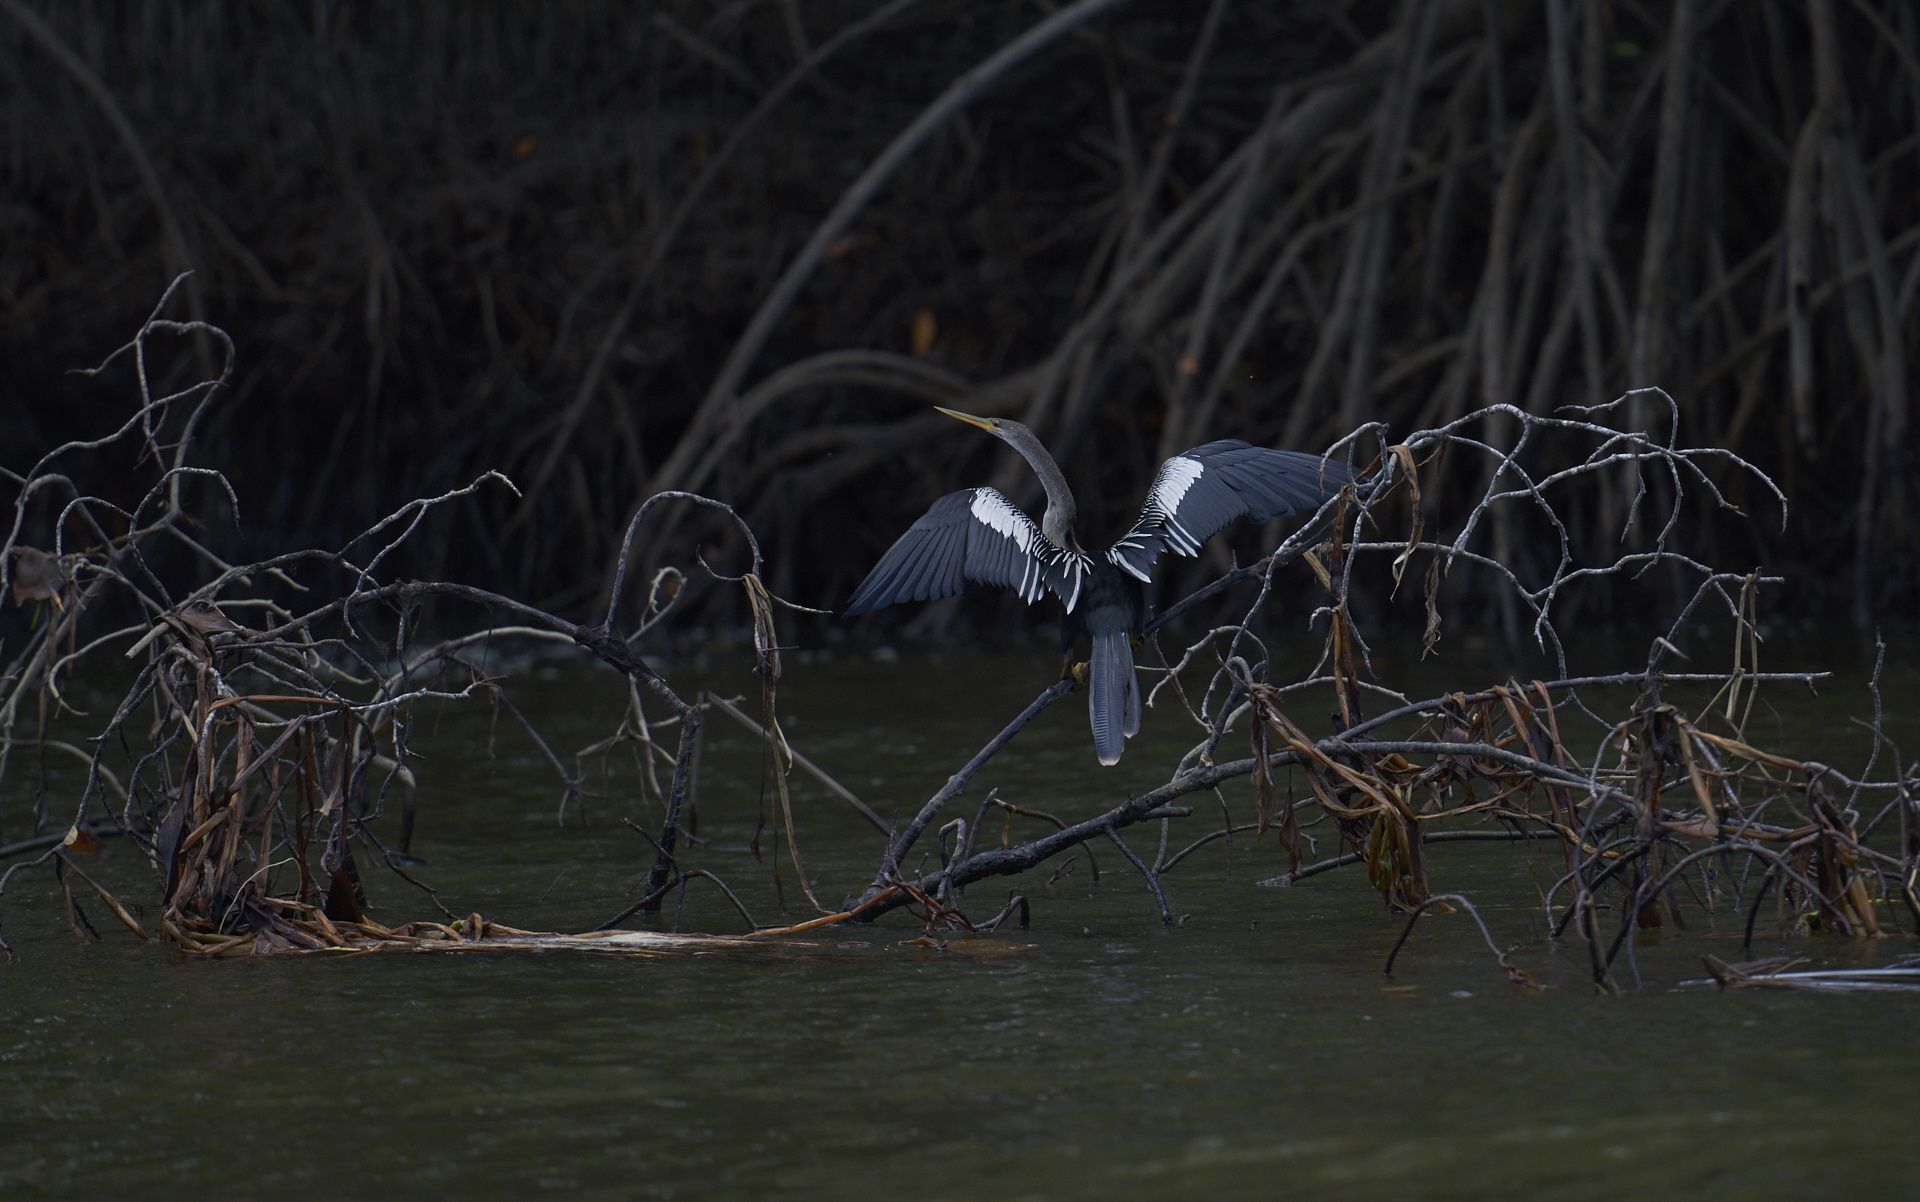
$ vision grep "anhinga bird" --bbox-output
[843,408,1350,765]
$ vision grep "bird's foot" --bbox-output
[1066,661,1089,690]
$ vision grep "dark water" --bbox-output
[4,630,1918,1199]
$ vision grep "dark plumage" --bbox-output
[844,410,1349,764]
[1108,441,1351,582]
[1073,563,1143,764]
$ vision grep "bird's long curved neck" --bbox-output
[1006,432,1079,551]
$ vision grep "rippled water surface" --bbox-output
[4,631,1917,1199]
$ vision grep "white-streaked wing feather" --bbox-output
[845,487,1089,616]
[1107,442,1350,582]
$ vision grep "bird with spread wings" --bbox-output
[844,408,1349,765]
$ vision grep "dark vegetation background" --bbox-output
[1,0,1914,640]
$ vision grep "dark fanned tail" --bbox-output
[1089,630,1137,766]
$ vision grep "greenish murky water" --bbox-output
[3,629,1917,1199]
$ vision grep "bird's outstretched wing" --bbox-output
[844,488,1090,617]
[1106,441,1350,582]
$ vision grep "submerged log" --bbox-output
[1691,955,1920,994]
[175,911,799,960]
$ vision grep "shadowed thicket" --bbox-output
[1,0,1916,631]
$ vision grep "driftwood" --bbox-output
[165,908,783,961]
[1691,955,1920,993]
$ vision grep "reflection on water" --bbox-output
[2,632,1916,1199]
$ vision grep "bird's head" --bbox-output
[934,406,1032,446]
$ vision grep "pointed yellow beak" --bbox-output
[934,405,996,432]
